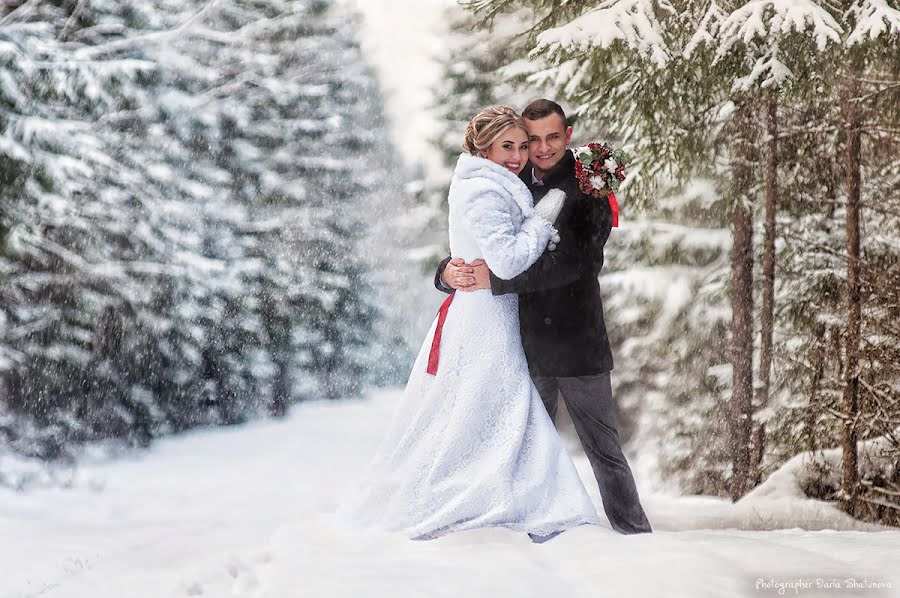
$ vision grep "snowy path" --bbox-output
[2,390,898,598]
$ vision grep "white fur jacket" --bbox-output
[448,153,563,280]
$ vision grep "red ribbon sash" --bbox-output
[609,191,619,227]
[426,291,455,375]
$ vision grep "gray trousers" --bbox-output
[534,373,652,534]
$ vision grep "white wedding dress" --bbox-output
[336,153,602,540]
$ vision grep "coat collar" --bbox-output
[453,152,535,215]
[531,149,575,189]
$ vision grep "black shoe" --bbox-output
[528,530,563,544]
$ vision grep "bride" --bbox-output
[336,106,602,540]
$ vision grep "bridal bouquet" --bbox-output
[572,143,628,227]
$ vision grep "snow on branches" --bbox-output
[533,0,674,67]
[686,0,843,91]
[714,0,842,55]
[846,0,900,45]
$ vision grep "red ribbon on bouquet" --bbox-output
[609,191,619,228]
[426,291,455,376]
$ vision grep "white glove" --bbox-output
[532,189,565,251]
[533,189,566,225]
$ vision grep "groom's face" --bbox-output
[524,114,573,175]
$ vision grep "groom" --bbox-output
[435,99,652,535]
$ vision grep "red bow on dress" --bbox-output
[426,291,455,375]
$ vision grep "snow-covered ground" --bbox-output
[2,389,897,598]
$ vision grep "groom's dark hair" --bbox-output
[522,99,568,127]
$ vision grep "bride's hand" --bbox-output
[443,259,491,292]
[467,259,491,291]
[443,258,475,290]
[533,189,566,225]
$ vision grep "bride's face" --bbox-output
[480,127,529,174]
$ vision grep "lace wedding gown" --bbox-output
[336,153,602,540]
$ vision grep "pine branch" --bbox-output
[850,82,900,105]
[860,479,900,500]
[855,493,900,512]
[776,123,840,138]
[5,314,54,341]
[72,0,223,59]
[838,75,900,86]
[0,0,38,26]
[859,378,900,407]
[58,0,90,42]
[93,106,155,127]
[860,124,900,136]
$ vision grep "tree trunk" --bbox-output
[0,0,31,20]
[260,286,289,417]
[271,364,289,418]
[807,355,824,453]
[59,0,91,42]
[730,98,755,501]
[751,96,779,486]
[841,81,862,515]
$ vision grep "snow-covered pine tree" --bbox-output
[685,0,844,496]
[748,0,899,522]
[0,0,386,466]
[0,0,179,454]
[832,0,899,518]
[156,0,383,406]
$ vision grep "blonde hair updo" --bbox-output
[461,106,528,156]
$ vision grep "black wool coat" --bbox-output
[435,150,615,378]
